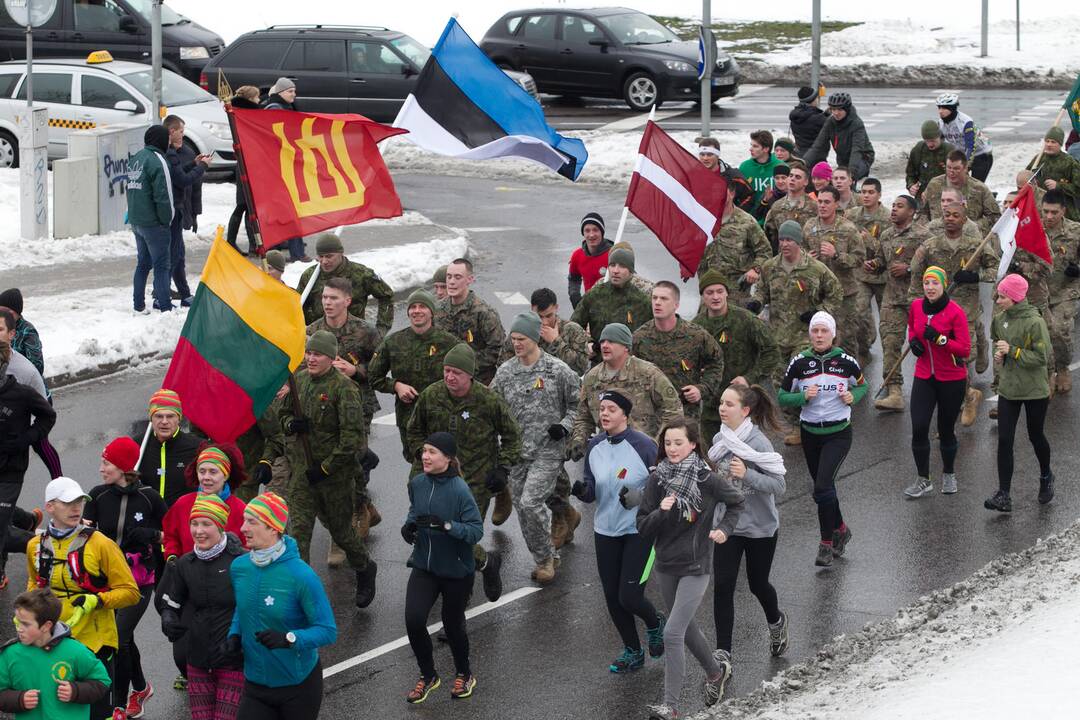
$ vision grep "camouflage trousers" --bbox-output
[235,456,291,503]
[834,295,863,363]
[286,471,371,571]
[854,282,884,365]
[879,305,908,388]
[1048,301,1076,370]
[509,454,561,564]
[954,295,989,382]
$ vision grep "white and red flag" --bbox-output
[995,183,1051,281]
[625,121,727,279]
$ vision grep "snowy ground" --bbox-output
[698,518,1080,720]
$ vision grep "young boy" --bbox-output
[0,588,111,720]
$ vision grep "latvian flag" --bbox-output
[626,121,727,278]
[393,18,588,181]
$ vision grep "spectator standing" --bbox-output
[225,86,262,256]
[803,92,875,181]
[128,126,175,313]
[789,86,827,157]
[263,77,310,262]
[164,115,210,308]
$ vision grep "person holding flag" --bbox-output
[1026,126,1080,221]
[1043,189,1080,393]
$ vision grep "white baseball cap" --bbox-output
[45,477,90,503]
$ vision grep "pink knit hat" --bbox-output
[997,274,1028,302]
[811,161,833,180]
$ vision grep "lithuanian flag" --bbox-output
[163,237,306,442]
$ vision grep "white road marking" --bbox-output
[463,227,519,233]
[993,121,1028,127]
[896,103,928,109]
[322,587,542,678]
[596,108,686,132]
[494,291,531,305]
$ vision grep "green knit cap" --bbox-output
[443,343,476,376]
[433,265,448,284]
[306,330,338,358]
[509,312,541,343]
[265,250,286,273]
[407,288,437,314]
[609,247,635,271]
[1045,126,1065,144]
[778,220,804,244]
[921,120,941,140]
[698,269,727,293]
[314,233,344,254]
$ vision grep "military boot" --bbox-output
[531,557,556,585]
[366,501,382,528]
[353,506,371,540]
[1048,373,1057,400]
[1059,370,1072,394]
[563,505,581,545]
[492,488,513,526]
[326,540,346,568]
[960,388,982,427]
[783,425,802,446]
[874,385,905,411]
[550,509,568,550]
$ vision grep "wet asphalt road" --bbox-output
[3,171,1079,720]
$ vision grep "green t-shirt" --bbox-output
[739,154,785,221]
[0,636,110,720]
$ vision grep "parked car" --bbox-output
[0,51,234,176]
[0,0,224,83]
[199,24,538,122]
[480,7,740,111]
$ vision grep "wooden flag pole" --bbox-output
[1030,106,1068,171]
[961,169,1042,272]
[876,347,912,398]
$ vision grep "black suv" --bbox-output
[201,25,537,122]
[480,7,739,111]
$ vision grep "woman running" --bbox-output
[85,436,167,720]
[571,390,665,674]
[779,311,867,566]
[708,383,788,695]
[636,417,744,720]
[905,266,971,498]
[162,443,247,563]
[401,432,484,704]
[985,274,1054,512]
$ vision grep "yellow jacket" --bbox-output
[26,529,140,653]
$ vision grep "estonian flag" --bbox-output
[393,18,588,181]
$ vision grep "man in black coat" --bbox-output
[802,92,876,181]
[789,86,827,157]
[163,115,210,306]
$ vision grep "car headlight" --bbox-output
[180,46,210,60]
[663,60,694,73]
[202,121,232,141]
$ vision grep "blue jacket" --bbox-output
[581,427,656,537]
[228,536,336,687]
[126,145,174,228]
[405,469,484,578]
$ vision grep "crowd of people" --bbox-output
[1,79,1079,720]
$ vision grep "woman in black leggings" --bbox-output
[985,274,1054,512]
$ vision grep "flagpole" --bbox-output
[614,106,658,245]
[962,169,1042,271]
[226,106,267,270]
[1031,107,1067,170]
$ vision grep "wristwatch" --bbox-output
[443,520,452,532]
[286,631,297,645]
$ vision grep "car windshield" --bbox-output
[124,0,185,26]
[597,12,678,45]
[389,35,430,69]
[122,68,215,106]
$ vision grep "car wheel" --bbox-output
[623,72,661,112]
[0,129,18,168]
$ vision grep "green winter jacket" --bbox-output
[991,300,1051,400]
[126,145,174,227]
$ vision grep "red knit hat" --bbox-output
[102,437,140,473]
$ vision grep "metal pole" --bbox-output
[1016,0,1020,51]
[25,22,31,107]
[810,0,821,92]
[981,0,989,57]
[151,0,162,118]
[700,0,710,137]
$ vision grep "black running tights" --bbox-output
[996,397,1051,494]
[594,532,660,652]
[237,661,322,720]
[801,426,852,542]
[405,568,472,679]
[713,533,781,653]
[910,376,966,478]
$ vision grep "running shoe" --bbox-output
[768,612,789,657]
[647,704,679,719]
[406,676,441,704]
[646,612,666,658]
[815,542,833,567]
[984,490,1012,512]
[1038,472,1055,505]
[450,673,476,699]
[832,525,852,557]
[111,708,127,720]
[705,649,732,705]
[172,674,187,691]
[609,647,645,673]
[904,477,933,499]
[125,682,154,718]
[941,473,958,495]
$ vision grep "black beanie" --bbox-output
[144,125,170,153]
[424,431,457,458]
[0,288,22,315]
[598,390,633,417]
[797,86,816,103]
[581,212,605,236]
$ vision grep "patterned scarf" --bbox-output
[654,453,710,521]
[250,538,286,567]
[194,534,228,561]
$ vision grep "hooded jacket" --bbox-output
[405,468,484,578]
[907,295,970,382]
[991,300,1052,400]
[789,102,828,155]
[127,141,174,228]
[84,480,168,579]
[802,106,876,180]
[0,374,55,477]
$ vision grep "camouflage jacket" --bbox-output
[405,380,522,486]
[236,396,284,475]
[697,207,772,289]
[306,315,381,423]
[908,232,999,311]
[923,216,981,241]
[692,306,780,390]
[1048,218,1080,302]
[758,251,844,352]
[918,175,1001,234]
[764,193,817,247]
[298,258,394,334]
[872,222,930,308]
[571,356,682,451]
[274,368,365,478]
[570,280,652,347]
[498,317,590,376]
[491,351,581,461]
[905,140,955,199]
[846,204,890,284]
[1027,151,1080,220]
[803,216,866,295]
[632,317,725,417]
[435,291,506,384]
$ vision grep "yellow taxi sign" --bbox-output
[86,50,114,64]
[159,105,168,119]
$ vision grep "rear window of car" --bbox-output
[283,40,345,73]
[0,72,20,98]
[16,72,72,104]
[522,15,556,40]
[505,16,524,35]
[219,40,292,69]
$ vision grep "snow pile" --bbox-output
[696,519,1080,720]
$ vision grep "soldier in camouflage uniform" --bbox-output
[692,270,781,443]
[367,289,459,462]
[264,330,377,608]
[803,186,866,359]
[491,312,580,584]
[435,257,506,385]
[764,160,817,251]
[297,233,395,334]
[918,151,1001,234]
[570,247,652,359]
[697,189,772,307]
[632,281,724,422]
[498,288,590,375]
[906,120,955,200]
[848,177,890,368]
[869,194,929,411]
[602,242,655,296]
[1026,126,1080,221]
[1044,190,1080,392]
[569,323,682,458]
[758,220,844,444]
[405,344,522,602]
[236,395,285,501]
[432,265,448,300]
[909,202,999,426]
[924,187,983,240]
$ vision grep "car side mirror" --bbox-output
[588,38,610,49]
[401,65,417,77]
[114,100,138,112]
[119,15,138,33]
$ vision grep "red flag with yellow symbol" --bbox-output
[227,107,406,252]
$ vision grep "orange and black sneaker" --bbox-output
[406,675,440,704]
[450,673,476,699]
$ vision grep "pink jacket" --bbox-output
[907,297,970,381]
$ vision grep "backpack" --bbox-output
[36,527,111,596]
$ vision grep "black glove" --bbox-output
[126,526,160,546]
[415,514,449,532]
[922,323,943,343]
[799,310,816,324]
[287,417,311,435]
[401,522,417,545]
[361,448,380,472]
[307,464,330,485]
[566,443,585,462]
[160,608,185,642]
[547,424,569,440]
[618,486,630,509]
[571,480,587,500]
[212,634,243,668]
[1066,263,1080,278]
[252,461,273,486]
[909,337,926,357]
[1008,262,1022,275]
[953,269,979,284]
[255,629,293,650]
[484,467,509,493]
[745,300,763,314]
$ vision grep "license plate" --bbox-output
[711,75,733,87]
